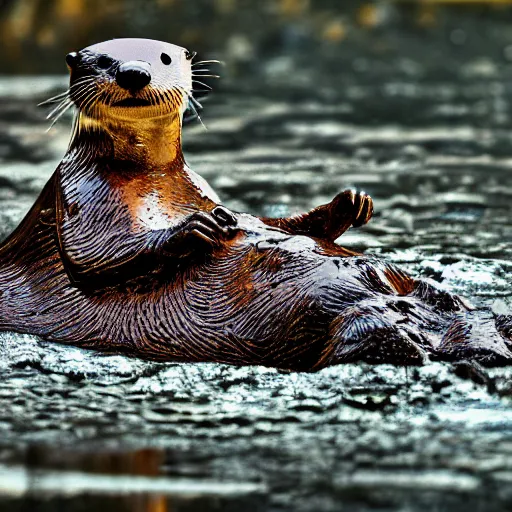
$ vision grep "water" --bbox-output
[0,23,512,511]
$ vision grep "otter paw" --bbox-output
[331,189,374,230]
[178,210,238,249]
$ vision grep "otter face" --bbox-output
[65,38,194,120]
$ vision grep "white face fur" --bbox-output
[67,38,194,120]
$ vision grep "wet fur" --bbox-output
[0,38,510,370]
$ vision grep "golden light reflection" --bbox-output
[417,5,438,26]
[279,0,309,17]
[59,0,84,19]
[322,19,347,43]
[1,0,512,73]
[357,4,380,28]
[146,495,168,512]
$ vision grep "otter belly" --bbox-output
[0,222,510,371]
[0,226,333,368]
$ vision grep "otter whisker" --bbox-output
[70,78,98,95]
[46,98,72,120]
[170,87,181,103]
[108,86,124,107]
[46,101,74,132]
[169,89,183,112]
[70,81,96,98]
[178,86,206,130]
[192,60,222,66]
[142,88,152,106]
[80,89,102,117]
[49,101,72,122]
[42,79,95,119]
[38,76,95,106]
[150,87,160,107]
[155,90,168,114]
[171,89,184,115]
[169,88,179,107]
[156,90,165,108]
[70,82,97,104]
[159,93,168,115]
[38,92,69,106]
[67,87,97,115]
[189,102,206,129]
[159,92,169,115]
[68,76,97,91]
[192,80,213,90]
[192,74,220,79]
[150,86,164,110]
[168,89,179,114]
[110,86,125,107]
[145,88,159,113]
[188,94,203,110]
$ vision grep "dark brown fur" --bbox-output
[0,38,510,370]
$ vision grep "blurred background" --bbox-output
[2,0,512,77]
[0,1,512,512]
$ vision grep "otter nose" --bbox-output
[116,61,151,91]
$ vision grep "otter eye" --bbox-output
[65,52,79,68]
[97,55,114,69]
[185,50,196,61]
[160,53,172,65]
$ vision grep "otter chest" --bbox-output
[120,170,213,232]
[60,166,213,236]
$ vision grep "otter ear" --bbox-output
[65,52,79,69]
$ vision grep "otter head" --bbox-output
[64,38,195,122]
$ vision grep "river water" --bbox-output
[0,17,512,511]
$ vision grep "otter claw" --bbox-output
[351,190,373,228]
[188,228,218,247]
[171,209,238,253]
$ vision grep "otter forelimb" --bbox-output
[261,189,373,241]
[58,197,238,289]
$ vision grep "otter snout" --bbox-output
[116,61,151,91]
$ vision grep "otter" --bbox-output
[0,38,510,370]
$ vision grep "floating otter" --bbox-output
[0,38,510,370]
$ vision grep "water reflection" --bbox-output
[0,4,511,512]
[0,446,267,512]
